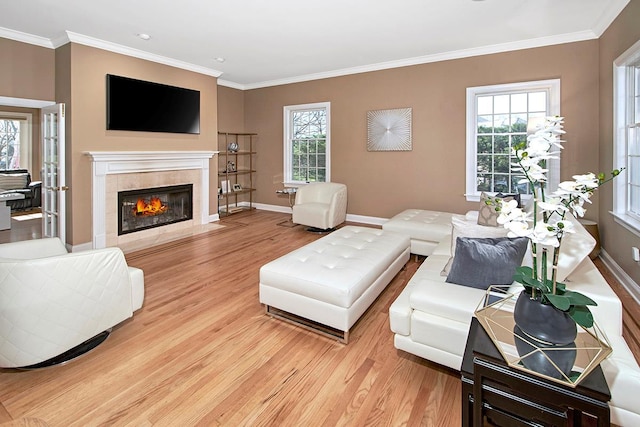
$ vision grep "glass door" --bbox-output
[41,103,66,244]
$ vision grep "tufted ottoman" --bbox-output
[259,226,410,343]
[382,209,455,256]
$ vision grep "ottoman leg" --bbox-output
[265,305,349,344]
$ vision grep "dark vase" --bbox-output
[513,292,578,379]
[513,325,577,380]
[513,292,577,345]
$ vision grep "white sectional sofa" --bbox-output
[388,211,640,426]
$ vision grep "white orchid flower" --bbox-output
[553,219,575,235]
[498,199,519,215]
[572,173,599,189]
[504,220,533,238]
[537,198,568,214]
[530,222,560,247]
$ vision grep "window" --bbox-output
[0,113,32,172]
[283,102,330,185]
[613,39,640,235]
[466,80,560,201]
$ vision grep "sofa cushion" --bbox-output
[442,215,509,275]
[0,173,28,190]
[446,237,528,290]
[410,280,486,324]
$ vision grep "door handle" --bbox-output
[53,186,69,191]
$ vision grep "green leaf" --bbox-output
[569,305,594,328]
[546,293,571,311]
[561,290,598,306]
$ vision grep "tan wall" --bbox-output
[66,43,218,246]
[0,38,55,101]
[598,0,640,286]
[0,37,54,182]
[244,41,600,219]
[218,86,245,132]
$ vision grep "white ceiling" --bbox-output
[0,0,630,90]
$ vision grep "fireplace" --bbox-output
[118,184,193,235]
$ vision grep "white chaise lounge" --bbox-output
[259,225,409,342]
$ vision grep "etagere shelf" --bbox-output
[217,131,257,216]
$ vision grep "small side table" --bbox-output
[276,187,297,227]
[0,193,25,230]
[462,318,611,426]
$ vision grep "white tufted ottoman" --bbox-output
[382,209,455,256]
[259,226,410,343]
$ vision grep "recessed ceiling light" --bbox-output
[137,33,151,41]
[214,57,226,63]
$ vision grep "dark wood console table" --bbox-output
[461,318,611,426]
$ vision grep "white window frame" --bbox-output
[612,39,640,236]
[465,79,561,202]
[283,102,331,186]
[0,111,33,173]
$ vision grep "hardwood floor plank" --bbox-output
[0,210,637,426]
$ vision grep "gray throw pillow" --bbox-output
[445,236,529,290]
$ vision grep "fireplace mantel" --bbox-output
[86,151,217,249]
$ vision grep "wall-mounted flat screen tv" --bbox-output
[106,74,200,134]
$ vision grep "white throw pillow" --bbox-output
[441,214,510,276]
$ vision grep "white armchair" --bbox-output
[292,182,347,231]
[0,238,144,368]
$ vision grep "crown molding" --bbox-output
[0,25,603,91]
[591,0,630,37]
[240,30,598,90]
[64,31,223,77]
[217,79,246,90]
[0,26,54,48]
[0,26,223,78]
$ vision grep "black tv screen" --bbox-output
[106,74,200,134]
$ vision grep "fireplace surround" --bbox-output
[86,151,217,250]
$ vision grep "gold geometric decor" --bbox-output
[367,108,412,151]
[474,285,612,388]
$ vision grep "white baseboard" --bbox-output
[252,202,291,214]
[253,203,387,226]
[346,213,387,226]
[69,241,93,253]
[600,248,640,306]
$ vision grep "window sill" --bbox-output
[610,211,640,238]
[283,182,306,188]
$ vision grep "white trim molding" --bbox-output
[85,151,217,249]
[612,38,640,234]
[600,249,640,306]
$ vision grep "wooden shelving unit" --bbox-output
[217,131,257,216]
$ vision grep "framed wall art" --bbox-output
[367,107,412,151]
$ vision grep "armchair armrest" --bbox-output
[327,186,348,226]
[28,180,42,207]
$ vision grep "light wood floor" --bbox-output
[0,210,638,426]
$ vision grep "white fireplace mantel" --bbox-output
[86,151,218,249]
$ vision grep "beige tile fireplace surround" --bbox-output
[86,151,218,252]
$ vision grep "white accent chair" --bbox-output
[292,182,347,231]
[0,238,144,368]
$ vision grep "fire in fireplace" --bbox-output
[118,184,193,235]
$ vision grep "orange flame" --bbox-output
[134,197,168,216]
